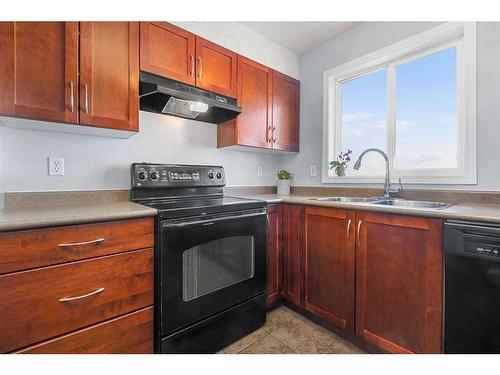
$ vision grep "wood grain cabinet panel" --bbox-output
[79,22,139,131]
[304,207,355,332]
[218,56,272,149]
[266,204,282,307]
[0,22,78,124]
[282,204,303,306]
[195,36,237,98]
[15,307,153,354]
[271,71,300,152]
[0,248,153,353]
[140,22,196,85]
[0,218,154,274]
[355,212,443,354]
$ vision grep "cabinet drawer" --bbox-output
[0,218,154,274]
[15,307,153,354]
[0,248,153,353]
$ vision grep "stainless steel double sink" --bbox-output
[311,196,452,210]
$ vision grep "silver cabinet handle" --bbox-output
[346,219,352,246]
[267,126,272,143]
[58,238,105,247]
[197,56,202,79]
[272,125,277,143]
[69,81,75,113]
[84,84,89,114]
[357,220,362,248]
[189,54,194,77]
[59,287,105,302]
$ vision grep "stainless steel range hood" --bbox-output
[139,71,241,124]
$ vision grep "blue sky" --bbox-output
[340,47,457,176]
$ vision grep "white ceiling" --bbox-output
[240,22,362,55]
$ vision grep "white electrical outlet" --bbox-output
[257,166,263,177]
[310,164,317,177]
[48,157,64,176]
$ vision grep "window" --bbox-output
[323,22,476,184]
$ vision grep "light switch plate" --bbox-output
[257,166,263,177]
[310,164,317,177]
[48,157,64,176]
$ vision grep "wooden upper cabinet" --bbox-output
[272,71,300,152]
[79,22,139,131]
[303,207,355,333]
[355,212,443,354]
[140,22,195,86]
[266,204,282,307]
[0,22,78,124]
[282,204,303,306]
[218,56,272,149]
[195,36,237,98]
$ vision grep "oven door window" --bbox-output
[182,235,255,302]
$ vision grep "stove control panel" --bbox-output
[131,163,225,188]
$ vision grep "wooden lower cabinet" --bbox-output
[278,204,444,354]
[266,204,282,307]
[16,307,153,354]
[282,204,303,305]
[355,211,443,353]
[0,218,155,354]
[0,248,153,353]
[303,207,355,332]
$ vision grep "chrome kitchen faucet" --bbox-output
[353,148,403,198]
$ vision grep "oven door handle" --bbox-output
[163,210,267,228]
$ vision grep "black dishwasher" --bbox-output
[444,220,500,353]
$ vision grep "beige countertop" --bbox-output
[229,194,500,224]
[0,202,157,232]
[3,191,500,232]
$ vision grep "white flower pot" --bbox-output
[277,179,291,195]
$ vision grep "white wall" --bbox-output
[0,22,299,207]
[0,112,280,192]
[172,22,299,79]
[281,21,500,191]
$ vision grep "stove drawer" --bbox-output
[15,307,153,354]
[0,218,154,274]
[0,248,153,353]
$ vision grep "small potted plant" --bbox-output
[276,170,293,195]
[330,149,352,177]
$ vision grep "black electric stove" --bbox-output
[131,163,267,354]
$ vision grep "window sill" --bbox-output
[321,174,477,185]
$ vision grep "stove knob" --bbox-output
[216,172,222,180]
[149,171,159,181]
[208,172,214,180]
[137,171,147,181]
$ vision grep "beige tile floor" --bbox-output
[219,305,366,354]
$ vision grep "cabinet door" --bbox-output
[266,204,282,307]
[304,207,355,332]
[271,71,299,152]
[282,204,303,306]
[79,22,139,131]
[0,22,78,123]
[195,36,237,98]
[237,56,273,148]
[140,22,195,86]
[355,212,443,353]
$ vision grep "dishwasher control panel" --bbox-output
[444,220,500,262]
[464,239,500,257]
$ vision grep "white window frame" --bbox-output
[322,22,477,184]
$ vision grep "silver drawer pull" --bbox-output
[58,238,105,247]
[58,287,105,302]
